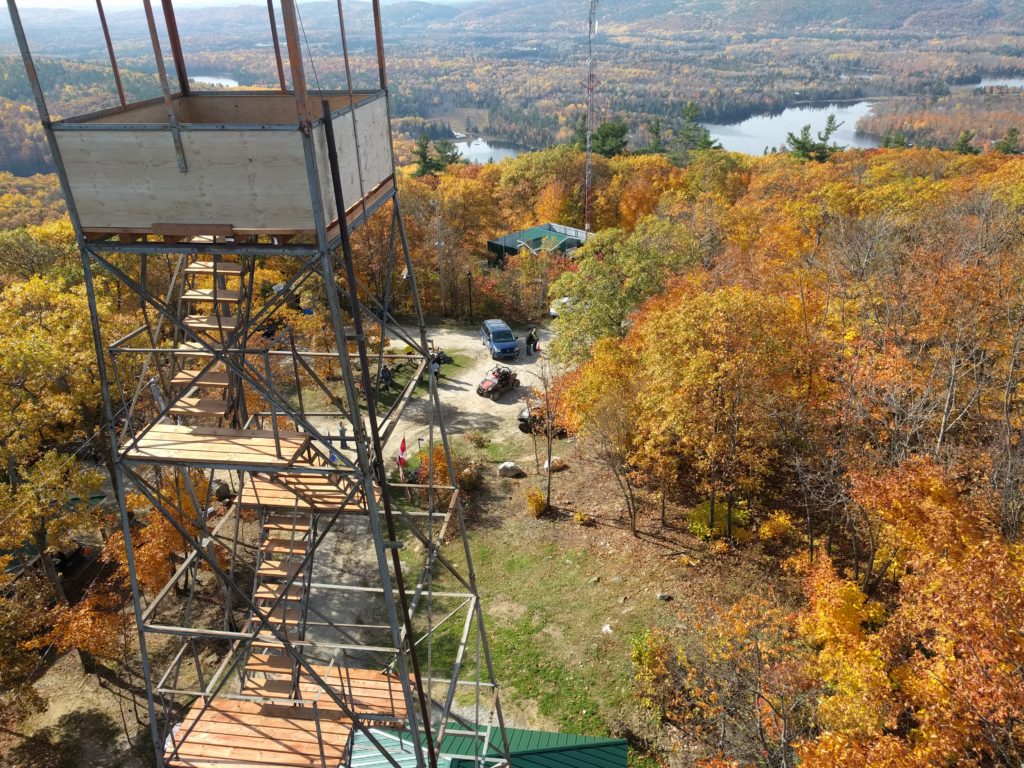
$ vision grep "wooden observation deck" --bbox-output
[56,91,394,242]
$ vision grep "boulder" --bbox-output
[656,593,673,602]
[497,461,526,478]
[545,456,568,472]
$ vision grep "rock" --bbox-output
[618,595,628,605]
[212,480,233,502]
[545,456,568,472]
[497,461,526,478]
[656,593,673,602]
[601,624,613,635]
[588,576,601,584]
[609,575,623,584]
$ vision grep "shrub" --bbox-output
[732,499,752,527]
[630,628,680,718]
[457,464,483,493]
[710,539,731,556]
[687,510,715,540]
[758,510,795,542]
[573,511,595,527]
[463,430,491,450]
[526,489,548,518]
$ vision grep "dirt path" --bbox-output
[387,321,554,457]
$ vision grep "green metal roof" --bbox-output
[487,223,589,256]
[444,727,627,768]
[359,726,627,768]
[441,727,620,756]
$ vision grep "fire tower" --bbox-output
[7,2,509,767]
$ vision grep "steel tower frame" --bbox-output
[6,2,509,767]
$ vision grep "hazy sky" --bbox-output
[27,1,250,7]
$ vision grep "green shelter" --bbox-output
[487,223,589,263]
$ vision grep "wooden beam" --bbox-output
[95,0,126,108]
[152,222,235,238]
[266,0,287,92]
[161,0,190,95]
[278,0,310,125]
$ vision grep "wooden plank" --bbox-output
[170,341,224,357]
[314,98,394,230]
[172,369,230,387]
[254,582,303,601]
[184,315,240,332]
[168,740,332,768]
[168,397,229,417]
[182,288,243,303]
[178,702,351,732]
[153,222,234,237]
[172,717,347,745]
[124,424,307,467]
[54,128,318,232]
[262,518,312,534]
[185,261,245,276]
[261,538,308,557]
[242,678,402,707]
[242,474,369,512]
[257,560,302,579]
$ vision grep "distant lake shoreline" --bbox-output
[704,100,882,155]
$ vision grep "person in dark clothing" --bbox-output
[526,328,539,355]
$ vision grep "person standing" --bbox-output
[526,327,539,356]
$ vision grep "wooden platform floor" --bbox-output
[123,424,308,467]
[242,473,365,512]
[165,697,352,768]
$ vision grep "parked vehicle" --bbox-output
[480,319,519,360]
[477,366,519,399]
[549,296,574,318]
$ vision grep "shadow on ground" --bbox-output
[6,709,153,768]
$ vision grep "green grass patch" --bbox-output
[488,615,606,735]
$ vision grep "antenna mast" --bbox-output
[583,0,598,232]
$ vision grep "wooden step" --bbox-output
[243,677,407,715]
[123,424,308,468]
[254,582,304,602]
[260,538,308,557]
[257,559,303,580]
[242,473,365,512]
[184,314,240,333]
[171,369,230,388]
[262,516,312,535]
[168,397,229,418]
[245,655,404,686]
[169,341,224,357]
[182,288,243,303]
[184,260,244,276]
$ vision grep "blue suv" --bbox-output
[480,319,519,360]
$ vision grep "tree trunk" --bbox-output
[545,423,554,511]
[625,473,638,537]
[35,528,96,673]
[35,527,69,607]
[726,493,734,540]
[660,490,667,528]
[709,488,717,530]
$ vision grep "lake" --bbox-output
[704,101,879,155]
[976,77,1024,89]
[191,75,240,88]
[454,137,523,164]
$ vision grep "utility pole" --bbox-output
[433,199,444,315]
[583,0,598,233]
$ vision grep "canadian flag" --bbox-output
[397,436,408,467]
